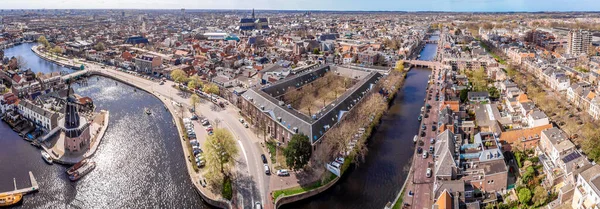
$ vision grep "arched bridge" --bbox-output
[403,60,448,70]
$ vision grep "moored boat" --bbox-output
[41,151,53,164]
[144,107,151,115]
[0,193,22,207]
[413,135,418,143]
[418,115,422,121]
[68,161,96,181]
[67,159,89,176]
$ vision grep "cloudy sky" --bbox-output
[2,0,600,12]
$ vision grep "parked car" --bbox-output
[255,202,263,209]
[277,169,290,176]
[239,118,245,123]
[264,164,270,175]
[261,154,268,164]
[429,146,434,154]
[243,122,249,128]
[426,168,432,178]
[200,178,207,187]
[417,147,423,154]
[430,138,435,144]
[421,125,426,130]
[202,119,210,126]
[422,151,428,159]
[431,125,437,131]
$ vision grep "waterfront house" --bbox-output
[18,99,60,132]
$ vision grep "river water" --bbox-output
[0,45,209,208]
[3,43,75,74]
[285,35,439,209]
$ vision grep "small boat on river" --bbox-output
[144,108,151,115]
[413,135,418,143]
[41,150,53,164]
[68,161,96,181]
[0,194,23,207]
[67,159,90,176]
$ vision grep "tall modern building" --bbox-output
[567,29,592,56]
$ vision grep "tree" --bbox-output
[205,128,239,175]
[51,46,63,54]
[189,75,204,89]
[313,48,320,54]
[488,87,500,99]
[459,89,469,103]
[170,69,188,83]
[518,187,532,205]
[284,134,312,170]
[188,80,198,90]
[16,55,27,70]
[94,42,106,51]
[532,186,548,206]
[395,61,405,72]
[203,83,220,95]
[37,36,50,48]
[190,94,200,113]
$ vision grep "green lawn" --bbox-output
[273,172,336,199]
[266,141,277,163]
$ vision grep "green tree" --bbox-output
[37,36,50,48]
[203,83,220,95]
[51,46,63,54]
[171,69,188,83]
[518,188,532,205]
[94,42,106,51]
[472,67,488,91]
[488,87,500,99]
[205,128,239,175]
[190,94,200,113]
[532,186,548,206]
[284,134,312,170]
[395,61,405,72]
[313,48,320,54]
[460,89,469,103]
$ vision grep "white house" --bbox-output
[18,100,60,131]
[572,164,600,209]
[527,110,549,128]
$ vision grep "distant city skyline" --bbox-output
[3,0,600,12]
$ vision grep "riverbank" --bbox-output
[32,46,231,208]
[272,70,407,208]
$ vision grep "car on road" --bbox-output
[239,118,245,123]
[277,169,290,176]
[243,122,249,128]
[420,131,426,137]
[421,125,426,130]
[417,147,423,154]
[264,164,271,175]
[429,146,434,154]
[261,154,268,164]
[426,168,432,178]
[430,138,435,144]
[422,151,428,159]
[255,202,263,209]
[201,119,210,126]
[200,178,207,187]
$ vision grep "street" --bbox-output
[80,63,270,208]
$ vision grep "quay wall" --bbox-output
[32,46,232,209]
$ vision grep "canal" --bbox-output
[3,43,75,74]
[0,44,209,207]
[285,35,439,209]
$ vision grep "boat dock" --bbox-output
[0,172,39,196]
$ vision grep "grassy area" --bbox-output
[392,189,405,209]
[222,176,233,200]
[478,40,507,65]
[266,141,277,163]
[273,172,337,200]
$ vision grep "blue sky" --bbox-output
[3,0,600,11]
